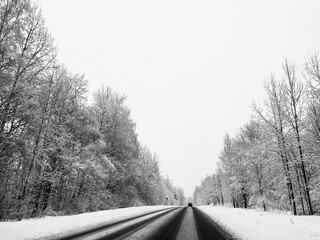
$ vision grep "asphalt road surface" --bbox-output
[54,207,236,240]
[175,207,199,240]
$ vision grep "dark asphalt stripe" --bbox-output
[146,207,187,240]
[193,207,238,240]
[161,207,187,240]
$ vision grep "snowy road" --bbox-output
[52,207,232,240]
[2,205,319,240]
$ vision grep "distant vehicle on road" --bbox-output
[188,203,193,207]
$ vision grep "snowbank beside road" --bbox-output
[198,205,320,240]
[0,206,171,240]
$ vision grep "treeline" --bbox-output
[194,57,320,215]
[0,0,184,221]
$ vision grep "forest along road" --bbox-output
[53,207,236,240]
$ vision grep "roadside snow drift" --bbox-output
[198,205,320,240]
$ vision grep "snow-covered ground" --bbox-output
[198,205,320,240]
[0,206,171,240]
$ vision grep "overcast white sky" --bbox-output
[38,0,320,197]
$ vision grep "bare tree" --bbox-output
[253,78,297,215]
[282,60,313,215]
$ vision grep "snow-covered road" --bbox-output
[1,205,319,240]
